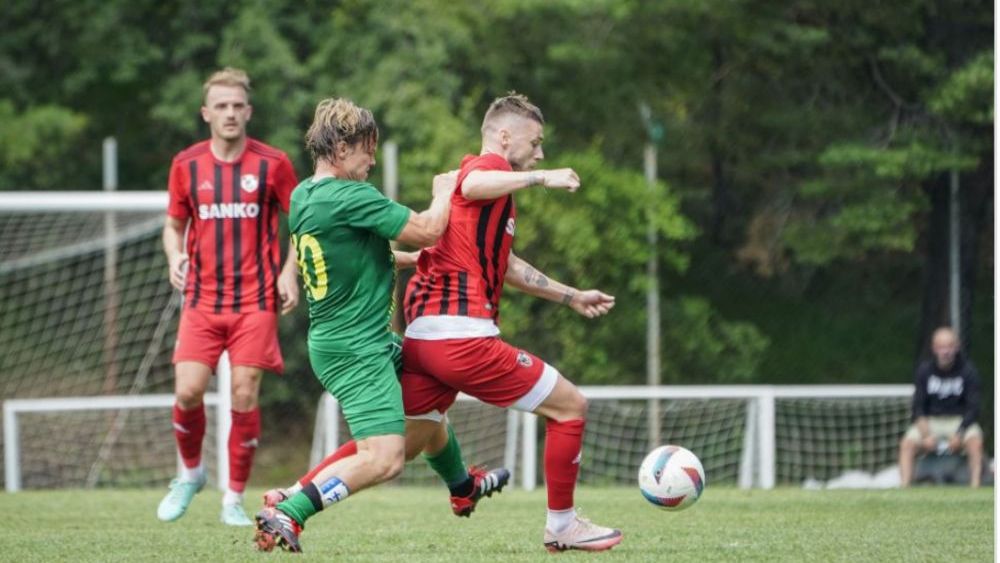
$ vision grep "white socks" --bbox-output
[286,482,303,496]
[546,508,577,533]
[179,463,204,483]
[222,488,244,507]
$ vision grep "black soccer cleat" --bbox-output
[450,466,511,517]
[254,507,303,553]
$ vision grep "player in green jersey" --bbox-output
[254,98,503,553]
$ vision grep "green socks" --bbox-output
[424,425,472,493]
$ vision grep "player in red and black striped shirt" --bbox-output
[402,94,622,552]
[158,68,300,527]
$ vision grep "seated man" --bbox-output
[899,327,983,488]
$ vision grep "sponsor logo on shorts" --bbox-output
[517,351,533,368]
[240,438,259,449]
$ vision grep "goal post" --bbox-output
[309,384,914,490]
[0,190,234,491]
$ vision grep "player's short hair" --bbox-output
[202,67,251,103]
[481,92,544,134]
[305,98,379,164]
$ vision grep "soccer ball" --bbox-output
[638,445,705,511]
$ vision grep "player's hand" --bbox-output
[569,289,615,318]
[947,433,962,454]
[432,170,459,199]
[541,168,580,193]
[921,435,937,453]
[278,268,300,315]
[168,253,188,292]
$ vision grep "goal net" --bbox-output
[311,394,519,487]
[0,193,224,490]
[1,192,915,492]
[310,385,913,489]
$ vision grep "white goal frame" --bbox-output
[313,384,914,490]
[1,191,233,492]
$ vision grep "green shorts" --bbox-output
[309,335,404,441]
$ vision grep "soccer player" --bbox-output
[254,98,507,553]
[401,93,621,552]
[158,68,300,526]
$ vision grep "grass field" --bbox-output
[1,486,993,562]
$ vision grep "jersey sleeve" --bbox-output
[454,153,514,208]
[273,154,300,213]
[166,158,191,220]
[343,183,412,240]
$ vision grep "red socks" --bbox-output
[544,418,585,511]
[299,440,358,487]
[228,408,261,492]
[173,403,206,469]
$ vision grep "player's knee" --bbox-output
[371,451,405,482]
[175,387,204,409]
[566,390,588,419]
[230,387,258,410]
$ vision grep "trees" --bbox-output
[0,0,991,390]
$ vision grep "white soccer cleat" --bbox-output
[220,502,254,526]
[156,473,207,522]
[543,515,623,553]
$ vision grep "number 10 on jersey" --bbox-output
[292,233,328,300]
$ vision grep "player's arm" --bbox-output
[162,216,189,292]
[395,172,456,248]
[274,156,302,315]
[462,168,580,200]
[504,251,615,319]
[393,250,420,270]
[277,239,299,315]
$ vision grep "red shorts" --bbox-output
[401,336,557,418]
[172,309,284,374]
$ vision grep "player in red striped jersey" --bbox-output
[403,93,621,552]
[157,68,300,527]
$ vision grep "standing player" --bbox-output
[255,98,503,553]
[159,68,300,526]
[401,93,622,552]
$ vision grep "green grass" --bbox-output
[0,486,993,562]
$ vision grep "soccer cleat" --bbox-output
[220,503,254,526]
[543,515,623,553]
[254,507,303,553]
[450,466,511,517]
[262,488,289,508]
[156,473,206,522]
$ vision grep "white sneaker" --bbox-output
[543,514,623,552]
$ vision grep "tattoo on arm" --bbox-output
[522,266,549,288]
[561,289,575,305]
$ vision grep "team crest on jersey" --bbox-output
[517,351,533,368]
[240,174,259,193]
[506,218,516,236]
[198,180,213,192]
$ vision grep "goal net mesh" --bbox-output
[0,210,194,488]
[775,396,911,483]
[581,398,748,485]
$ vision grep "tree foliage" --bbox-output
[0,1,992,404]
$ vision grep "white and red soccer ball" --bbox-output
[638,445,705,511]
